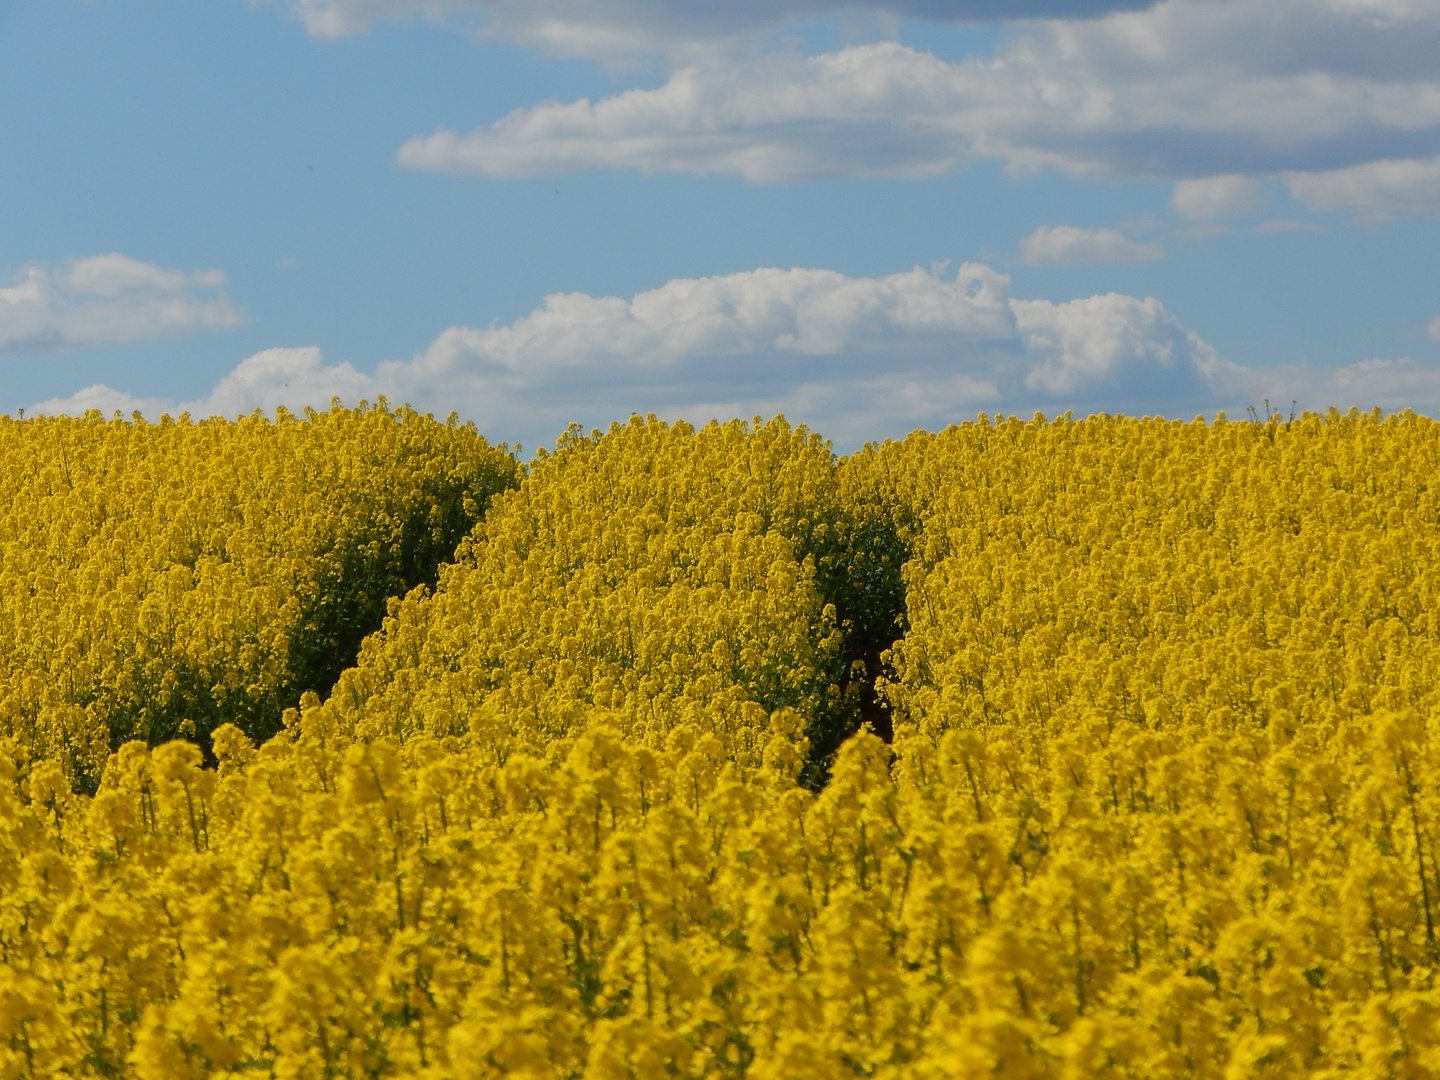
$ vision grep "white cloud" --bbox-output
[397,46,974,182]
[404,264,1019,366]
[1018,225,1162,265]
[31,347,372,423]
[277,0,459,39]
[365,263,1033,444]
[40,261,1440,444]
[193,347,377,418]
[394,0,1440,197]
[1287,156,1440,220]
[273,0,1158,56]
[29,384,173,420]
[0,254,243,354]
[32,263,1234,447]
[1428,316,1440,342]
[1171,175,1262,221]
[1014,293,1215,394]
[351,264,1234,443]
[1227,356,1440,413]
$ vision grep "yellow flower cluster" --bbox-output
[5,407,1440,1076]
[870,408,1440,741]
[0,404,516,787]
[324,416,851,770]
[11,703,1440,1076]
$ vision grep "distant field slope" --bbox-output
[0,404,517,786]
[864,409,1440,741]
[321,415,863,771]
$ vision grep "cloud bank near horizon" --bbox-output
[31,261,1440,449]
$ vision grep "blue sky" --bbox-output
[3,0,1439,449]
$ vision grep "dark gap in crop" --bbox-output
[800,510,910,791]
[118,464,520,780]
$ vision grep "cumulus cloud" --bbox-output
[1287,156,1440,219]
[1428,316,1440,342]
[392,0,1440,209]
[32,263,1236,447]
[1013,294,1213,394]
[1018,225,1162,265]
[340,264,1234,439]
[195,347,376,418]
[0,254,243,354]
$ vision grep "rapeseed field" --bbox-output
[3,405,1439,1078]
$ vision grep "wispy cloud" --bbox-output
[0,254,243,354]
[1287,156,1440,221]
[1171,175,1262,221]
[272,0,1158,56]
[1018,226,1161,265]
